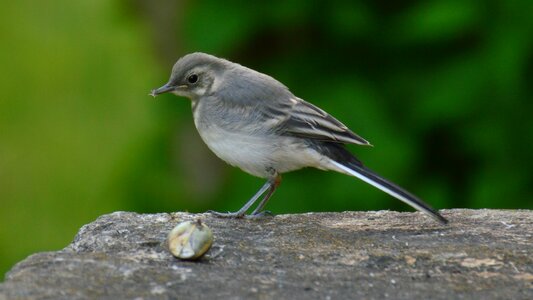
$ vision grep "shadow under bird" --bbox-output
[151,52,448,225]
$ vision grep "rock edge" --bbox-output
[1,209,532,299]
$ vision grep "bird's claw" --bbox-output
[250,210,273,218]
[207,210,245,218]
[207,209,273,219]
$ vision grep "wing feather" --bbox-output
[273,98,371,145]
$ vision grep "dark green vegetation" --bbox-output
[1,0,532,276]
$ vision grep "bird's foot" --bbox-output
[207,210,245,218]
[207,210,273,219]
[250,210,273,218]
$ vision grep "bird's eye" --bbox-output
[187,74,198,84]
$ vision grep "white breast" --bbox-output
[194,125,322,178]
[192,101,325,178]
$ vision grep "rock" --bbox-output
[1,209,532,299]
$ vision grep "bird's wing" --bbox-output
[271,98,371,145]
[215,68,369,145]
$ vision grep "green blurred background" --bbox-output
[1,0,532,277]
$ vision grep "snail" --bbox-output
[167,219,213,260]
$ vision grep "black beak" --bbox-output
[150,83,176,97]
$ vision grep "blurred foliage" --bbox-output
[1,0,532,277]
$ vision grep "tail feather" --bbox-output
[329,159,448,224]
[307,141,448,224]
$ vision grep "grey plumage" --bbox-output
[151,52,448,224]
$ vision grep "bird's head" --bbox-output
[150,52,227,100]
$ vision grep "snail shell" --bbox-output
[167,219,213,260]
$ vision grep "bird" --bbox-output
[151,52,448,224]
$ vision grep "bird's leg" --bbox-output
[208,179,272,218]
[250,174,282,217]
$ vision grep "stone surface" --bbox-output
[1,209,532,299]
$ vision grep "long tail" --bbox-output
[316,143,448,224]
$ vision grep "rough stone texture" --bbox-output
[1,209,532,300]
